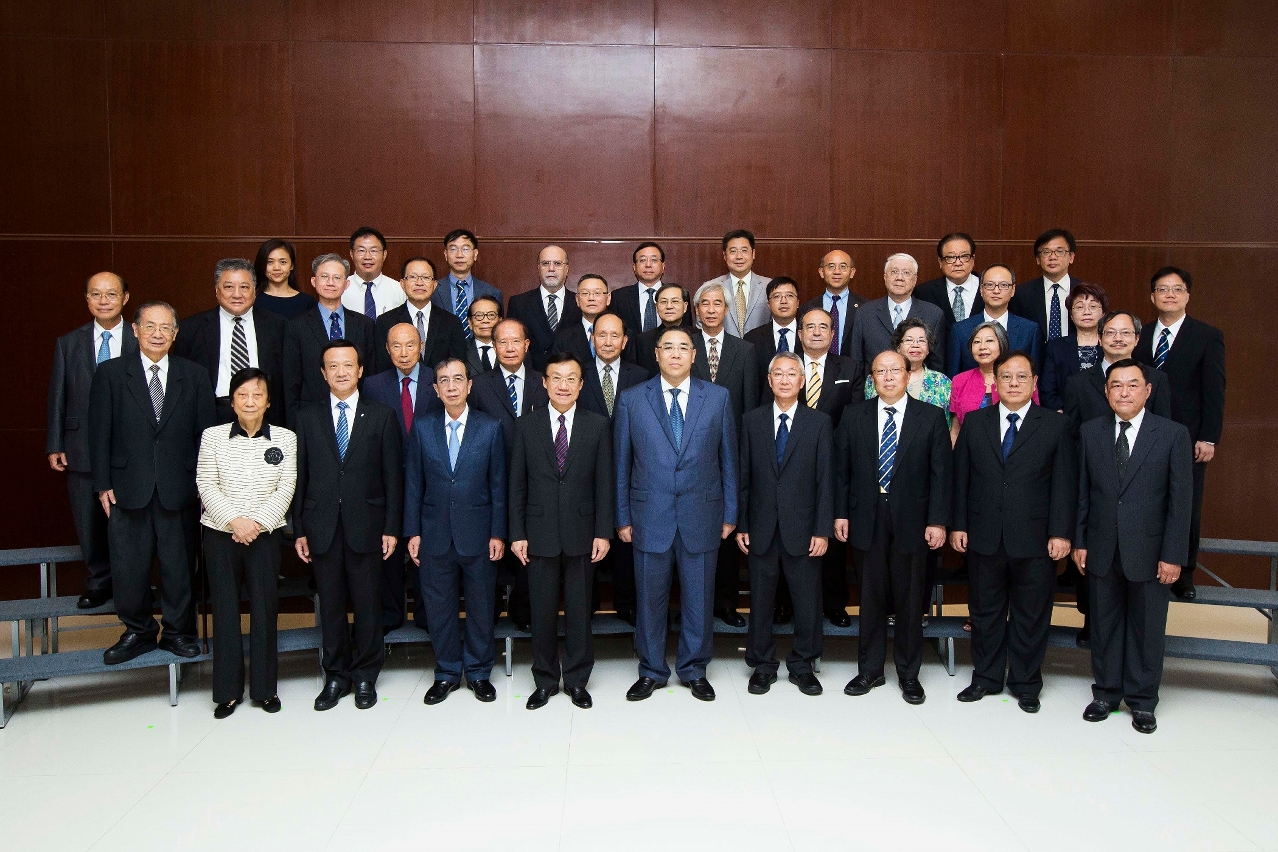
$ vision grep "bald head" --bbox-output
[386,322,422,373]
[818,250,856,294]
[85,271,129,326]
[538,244,569,292]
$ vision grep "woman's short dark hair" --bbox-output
[253,239,297,292]
[229,367,271,399]
[1065,280,1109,312]
[890,317,936,355]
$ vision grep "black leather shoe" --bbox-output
[844,673,886,696]
[626,676,663,701]
[901,679,926,705]
[466,678,497,702]
[1172,578,1196,601]
[789,672,823,696]
[354,681,377,709]
[715,607,746,628]
[526,686,559,709]
[77,588,111,609]
[616,607,637,627]
[1018,694,1041,714]
[682,677,715,701]
[158,634,201,658]
[424,680,459,705]
[214,699,239,719]
[1131,710,1158,734]
[313,679,349,711]
[826,609,852,628]
[1075,627,1091,648]
[957,684,1000,703]
[259,696,281,714]
[567,686,592,708]
[748,670,777,695]
[1083,699,1114,722]
[103,633,157,665]
[773,602,793,625]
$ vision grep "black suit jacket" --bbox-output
[173,306,286,425]
[952,404,1077,559]
[743,322,799,398]
[465,337,496,378]
[1040,334,1086,411]
[914,277,984,329]
[372,302,469,376]
[508,407,615,557]
[579,358,648,421]
[469,366,549,466]
[1076,413,1193,581]
[834,398,952,555]
[1010,276,1082,344]
[792,352,860,429]
[47,321,138,472]
[282,307,375,428]
[738,404,834,557]
[508,287,582,373]
[292,396,402,555]
[610,283,694,340]
[88,354,216,511]
[363,367,443,437]
[801,290,872,359]
[1062,363,1171,439]
[1135,316,1226,445]
[691,331,759,428]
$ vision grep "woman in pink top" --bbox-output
[949,321,1039,444]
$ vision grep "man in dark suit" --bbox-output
[951,351,1077,712]
[1136,266,1226,602]
[509,352,615,710]
[616,326,739,702]
[744,276,803,395]
[293,340,402,711]
[610,241,693,339]
[835,350,951,705]
[372,256,468,375]
[1009,228,1080,345]
[89,301,216,664]
[915,233,984,331]
[406,358,507,705]
[633,284,694,375]
[946,264,1043,376]
[48,271,137,608]
[507,245,582,372]
[464,295,502,377]
[174,258,286,426]
[551,274,615,366]
[1074,360,1193,734]
[283,254,375,427]
[799,250,869,361]
[432,229,503,336]
[847,254,947,376]
[737,351,833,696]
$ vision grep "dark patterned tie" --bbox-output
[602,363,615,416]
[507,373,518,415]
[1116,420,1131,477]
[878,407,898,492]
[363,282,377,319]
[328,309,341,340]
[1002,412,1019,461]
[828,295,841,356]
[777,328,789,353]
[96,330,112,365]
[669,388,683,449]
[1153,328,1170,370]
[554,413,568,474]
[230,316,250,376]
[547,293,559,331]
[776,412,789,465]
[1048,284,1063,340]
[148,364,164,422]
[952,286,965,322]
[643,288,657,332]
[708,336,720,382]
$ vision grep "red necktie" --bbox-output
[400,376,413,433]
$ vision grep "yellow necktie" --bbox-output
[806,360,822,408]
[735,279,748,332]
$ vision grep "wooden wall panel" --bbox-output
[291,0,473,43]
[1173,0,1278,56]
[656,0,831,48]
[1006,0,1173,55]
[830,0,1003,52]
[475,0,654,45]
[104,0,289,40]
[0,0,104,37]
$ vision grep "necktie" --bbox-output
[1116,420,1131,477]
[554,413,568,474]
[952,286,965,322]
[777,327,790,353]
[415,310,427,357]
[455,281,472,340]
[587,324,595,358]
[447,420,461,470]
[97,330,112,365]
[669,388,684,449]
[734,279,748,332]
[1002,411,1019,461]
[547,293,559,331]
[776,412,789,465]
[400,376,413,434]
[806,360,822,408]
[480,345,492,371]
[148,364,164,421]
[602,363,615,416]
[335,401,349,461]
[507,373,518,415]
[829,295,841,356]
[878,406,898,492]
[1154,328,1170,370]
[708,336,720,382]
[328,309,341,340]
[892,304,904,328]
[1048,284,1062,340]
[363,282,377,319]
[230,315,250,376]
[643,288,657,332]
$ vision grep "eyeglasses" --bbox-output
[997,372,1033,383]
[658,343,693,353]
[577,289,608,298]
[1101,329,1135,339]
[769,370,800,380]
[1153,286,1188,296]
[138,323,176,335]
[872,367,905,378]
[942,253,974,265]
[538,260,566,269]
[1037,247,1072,259]
[446,245,475,255]
[981,282,1014,292]
[822,262,852,271]
[404,274,434,284]
[469,310,500,321]
[546,375,581,386]
[802,322,831,332]
[353,247,383,257]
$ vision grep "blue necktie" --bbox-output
[776,412,789,465]
[669,388,683,449]
[507,373,518,415]
[1002,411,1019,461]
[455,281,472,340]
[363,282,377,319]
[335,401,349,461]
[878,406,898,492]
[328,309,342,340]
[892,305,904,328]
[1048,284,1063,340]
[447,420,461,471]
[1154,328,1170,370]
[96,330,112,365]
[777,328,789,353]
[587,324,595,358]
[643,288,657,332]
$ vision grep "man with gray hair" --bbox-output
[175,258,286,425]
[283,253,376,426]
[847,253,946,377]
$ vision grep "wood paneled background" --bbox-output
[3,0,1276,590]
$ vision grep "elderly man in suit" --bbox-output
[702,229,771,338]
[1010,228,1080,345]
[293,340,402,711]
[464,295,502,376]
[737,351,833,696]
[800,250,869,360]
[915,233,984,331]
[48,271,137,609]
[634,284,695,375]
[616,326,739,702]
[1074,360,1192,734]
[947,264,1042,376]
[406,357,508,705]
[89,301,216,664]
[835,349,951,704]
[372,256,468,375]
[432,229,504,338]
[847,254,947,377]
[510,352,615,710]
[951,351,1077,712]
[508,245,582,372]
[175,258,286,426]
[1135,266,1226,602]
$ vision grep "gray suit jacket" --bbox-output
[847,296,946,374]
[47,321,138,471]
[703,272,772,338]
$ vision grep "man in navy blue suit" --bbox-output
[947,264,1042,376]
[405,357,507,705]
[615,326,739,702]
[430,229,504,334]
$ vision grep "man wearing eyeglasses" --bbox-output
[946,264,1042,376]
[634,283,694,374]
[847,254,947,379]
[800,250,869,360]
[343,227,405,319]
[1010,228,1085,345]
[916,233,985,329]
[431,229,504,333]
[701,229,772,338]
[465,296,503,376]
[372,256,468,375]
[508,245,582,372]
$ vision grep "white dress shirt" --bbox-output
[731,274,752,309]
[660,375,691,418]
[549,403,576,445]
[342,273,406,316]
[948,275,979,319]
[877,393,908,437]
[704,329,726,360]
[1152,314,1187,356]
[771,319,798,350]
[330,390,359,433]
[983,308,1010,331]
[773,400,798,437]
[94,320,124,360]
[1115,406,1146,449]
[1044,273,1072,335]
[446,405,470,445]
[141,352,169,394]
[541,286,568,322]
[406,301,434,341]
[501,365,527,415]
[998,401,1032,442]
[216,307,260,396]
[802,350,827,377]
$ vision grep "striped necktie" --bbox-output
[455,281,472,340]
[1153,328,1170,370]
[547,293,559,331]
[878,406,898,492]
[335,401,349,461]
[806,360,822,408]
[554,413,568,474]
[363,281,377,319]
[148,364,164,422]
[230,316,250,376]
[507,373,518,415]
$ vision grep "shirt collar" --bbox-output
[330,390,358,412]
[660,375,691,396]
[1156,314,1187,336]
[550,402,576,426]
[878,393,908,417]
[318,303,344,322]
[1045,272,1070,293]
[704,329,725,346]
[1118,406,1146,432]
[772,319,797,333]
[408,300,432,319]
[803,350,828,371]
[398,362,421,383]
[448,273,471,288]
[501,364,526,382]
[447,405,470,427]
[998,400,1031,422]
[219,305,252,323]
[887,296,913,314]
[230,421,271,440]
[141,352,169,372]
[774,400,798,421]
[94,319,121,339]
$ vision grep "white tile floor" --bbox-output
[3,603,1277,852]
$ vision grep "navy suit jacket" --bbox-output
[1040,334,1085,410]
[363,367,442,438]
[403,408,506,558]
[947,313,1043,377]
[614,376,739,555]
[430,275,503,318]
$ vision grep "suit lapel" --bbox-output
[679,381,707,459]
[1119,416,1157,493]
[1006,404,1041,459]
[895,399,920,463]
[75,324,95,375]
[494,372,517,418]
[982,406,1004,463]
[156,363,182,431]
[127,357,159,432]
[876,300,895,337]
[539,409,561,474]
[647,381,679,451]
[778,406,802,471]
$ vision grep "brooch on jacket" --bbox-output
[264,447,284,465]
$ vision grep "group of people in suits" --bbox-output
[43,224,1224,731]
